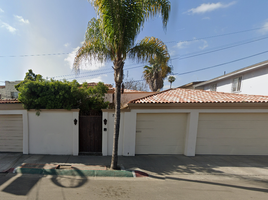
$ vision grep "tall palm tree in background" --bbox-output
[168,75,176,88]
[143,57,172,92]
[74,0,171,169]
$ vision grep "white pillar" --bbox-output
[102,111,108,156]
[72,111,79,156]
[184,111,199,156]
[122,112,136,156]
[22,110,29,154]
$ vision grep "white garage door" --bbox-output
[136,113,187,154]
[196,113,268,155]
[0,115,23,152]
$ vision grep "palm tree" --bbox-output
[168,76,176,88]
[143,57,172,92]
[74,0,171,169]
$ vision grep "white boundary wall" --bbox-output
[102,108,268,156]
[0,109,79,155]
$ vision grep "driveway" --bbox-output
[1,153,268,179]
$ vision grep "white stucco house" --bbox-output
[0,81,21,99]
[3,87,268,157]
[104,88,156,107]
[102,88,268,156]
[193,60,268,95]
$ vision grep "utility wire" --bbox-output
[174,50,268,76]
[171,34,268,61]
[52,35,268,80]
[166,25,268,44]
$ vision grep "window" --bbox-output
[232,76,242,92]
[11,92,18,99]
[210,84,217,91]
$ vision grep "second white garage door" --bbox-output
[196,113,268,155]
[135,113,187,154]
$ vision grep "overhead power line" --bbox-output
[171,34,268,61]
[174,50,268,76]
[166,25,268,44]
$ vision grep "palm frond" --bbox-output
[128,37,169,63]
[143,0,171,28]
[73,18,112,73]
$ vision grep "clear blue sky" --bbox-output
[1,0,268,89]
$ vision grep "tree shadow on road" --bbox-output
[1,174,41,196]
[50,167,88,188]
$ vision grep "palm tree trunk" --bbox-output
[110,59,124,170]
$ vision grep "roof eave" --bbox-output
[194,61,268,88]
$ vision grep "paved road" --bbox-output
[1,154,268,199]
[1,173,268,199]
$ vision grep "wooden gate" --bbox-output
[79,112,102,154]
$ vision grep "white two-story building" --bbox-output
[194,60,268,95]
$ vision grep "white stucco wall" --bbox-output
[28,110,79,155]
[102,108,268,156]
[202,66,268,95]
[102,110,136,156]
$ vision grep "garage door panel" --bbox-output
[198,120,268,129]
[0,114,23,152]
[136,113,187,154]
[196,113,268,155]
[197,138,268,146]
[136,136,183,146]
[198,129,267,138]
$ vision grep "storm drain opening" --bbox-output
[56,165,72,169]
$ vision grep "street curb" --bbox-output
[15,168,134,177]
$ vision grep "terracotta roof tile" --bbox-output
[0,99,20,104]
[129,88,268,104]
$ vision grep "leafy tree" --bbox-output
[143,57,172,91]
[15,69,43,91]
[168,76,176,89]
[74,0,171,169]
[124,79,148,92]
[16,70,109,115]
[79,82,109,114]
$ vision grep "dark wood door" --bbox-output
[79,115,102,153]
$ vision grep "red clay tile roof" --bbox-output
[0,86,5,89]
[0,99,20,104]
[129,88,268,104]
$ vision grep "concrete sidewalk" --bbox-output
[1,153,268,179]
